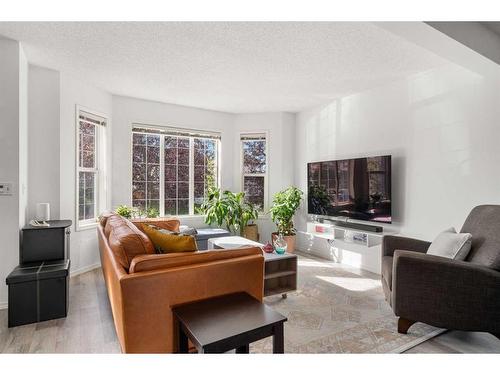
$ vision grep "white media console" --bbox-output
[301,221,398,274]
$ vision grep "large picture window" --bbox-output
[240,133,267,212]
[132,125,220,216]
[76,108,107,230]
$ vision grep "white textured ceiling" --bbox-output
[0,22,447,113]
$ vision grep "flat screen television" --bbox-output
[307,155,392,223]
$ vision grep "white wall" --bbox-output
[59,73,113,274]
[0,38,28,307]
[232,112,296,243]
[294,63,500,258]
[111,96,296,239]
[111,95,236,229]
[19,48,28,228]
[28,65,61,220]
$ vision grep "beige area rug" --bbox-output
[250,253,445,353]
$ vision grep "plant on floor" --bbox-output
[269,186,303,236]
[198,188,259,236]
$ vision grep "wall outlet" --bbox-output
[0,182,13,196]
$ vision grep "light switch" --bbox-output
[0,182,13,196]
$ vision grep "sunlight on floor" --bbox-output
[315,275,380,292]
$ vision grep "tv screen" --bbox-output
[307,155,392,223]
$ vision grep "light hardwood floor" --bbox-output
[0,267,499,354]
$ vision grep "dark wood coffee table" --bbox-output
[173,293,287,353]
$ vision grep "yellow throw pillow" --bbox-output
[142,224,197,253]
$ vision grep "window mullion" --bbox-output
[159,136,165,217]
[189,137,194,215]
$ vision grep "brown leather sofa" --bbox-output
[98,213,265,353]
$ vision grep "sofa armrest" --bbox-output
[118,251,264,353]
[382,235,431,257]
[392,250,500,332]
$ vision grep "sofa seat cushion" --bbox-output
[382,255,393,291]
[142,224,197,254]
[105,214,156,270]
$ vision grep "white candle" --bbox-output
[36,203,51,221]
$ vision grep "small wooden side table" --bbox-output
[208,236,298,298]
[173,292,287,354]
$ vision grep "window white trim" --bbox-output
[239,131,269,213]
[75,105,108,231]
[130,123,221,217]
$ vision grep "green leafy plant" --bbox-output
[269,186,304,236]
[145,207,160,218]
[198,188,259,235]
[115,205,133,219]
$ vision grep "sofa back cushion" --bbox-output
[99,211,115,228]
[104,214,156,270]
[461,205,500,270]
[129,247,263,273]
[132,218,180,233]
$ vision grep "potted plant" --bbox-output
[269,186,304,253]
[115,205,133,219]
[198,188,259,239]
[115,205,160,219]
[236,193,260,241]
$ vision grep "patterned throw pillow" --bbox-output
[142,224,198,254]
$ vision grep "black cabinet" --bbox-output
[6,219,72,327]
[6,260,70,327]
[20,220,72,264]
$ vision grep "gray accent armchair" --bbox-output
[382,205,500,338]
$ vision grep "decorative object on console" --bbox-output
[35,202,51,221]
[262,242,274,253]
[269,186,303,253]
[273,233,288,255]
[426,227,472,260]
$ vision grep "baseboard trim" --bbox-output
[391,328,447,353]
[0,301,7,310]
[70,262,101,277]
